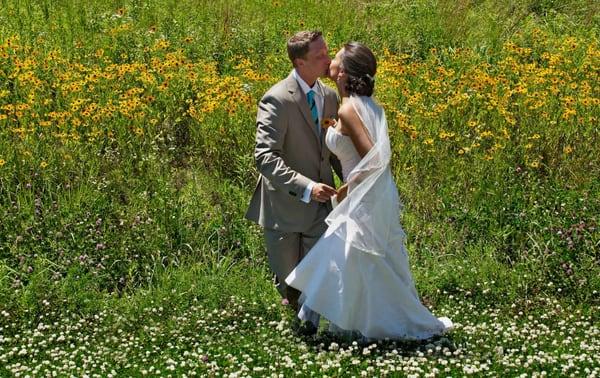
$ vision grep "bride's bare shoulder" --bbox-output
[338,101,361,127]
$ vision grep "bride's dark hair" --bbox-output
[341,42,377,97]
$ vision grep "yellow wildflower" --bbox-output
[562,108,576,119]
[438,131,455,140]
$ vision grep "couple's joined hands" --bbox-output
[311,183,348,203]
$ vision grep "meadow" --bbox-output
[0,0,599,376]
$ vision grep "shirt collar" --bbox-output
[292,69,322,97]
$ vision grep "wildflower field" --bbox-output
[0,0,599,376]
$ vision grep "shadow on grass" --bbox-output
[296,319,457,356]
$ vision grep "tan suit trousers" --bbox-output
[263,203,329,301]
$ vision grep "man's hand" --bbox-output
[311,183,337,203]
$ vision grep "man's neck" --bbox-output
[296,69,317,88]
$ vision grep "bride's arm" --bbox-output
[336,183,349,202]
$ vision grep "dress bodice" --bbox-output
[325,126,361,182]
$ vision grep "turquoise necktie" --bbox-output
[306,90,320,137]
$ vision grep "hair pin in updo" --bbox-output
[364,73,375,83]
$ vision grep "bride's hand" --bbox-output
[336,184,348,203]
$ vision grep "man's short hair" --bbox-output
[287,30,323,65]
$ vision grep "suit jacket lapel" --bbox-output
[286,74,321,145]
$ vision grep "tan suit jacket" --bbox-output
[246,73,341,232]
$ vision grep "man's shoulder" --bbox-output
[320,82,338,101]
[320,82,336,95]
[266,78,289,95]
[262,77,293,102]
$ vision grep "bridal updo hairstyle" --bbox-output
[341,42,377,97]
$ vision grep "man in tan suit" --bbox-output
[246,31,342,326]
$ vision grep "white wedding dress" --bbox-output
[285,96,452,340]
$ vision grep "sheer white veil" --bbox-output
[325,95,406,257]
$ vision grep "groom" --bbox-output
[246,30,342,325]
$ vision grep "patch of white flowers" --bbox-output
[0,296,598,376]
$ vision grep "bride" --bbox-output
[285,42,453,340]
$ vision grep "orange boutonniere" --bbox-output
[321,117,337,128]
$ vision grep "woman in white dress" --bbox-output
[285,42,453,340]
